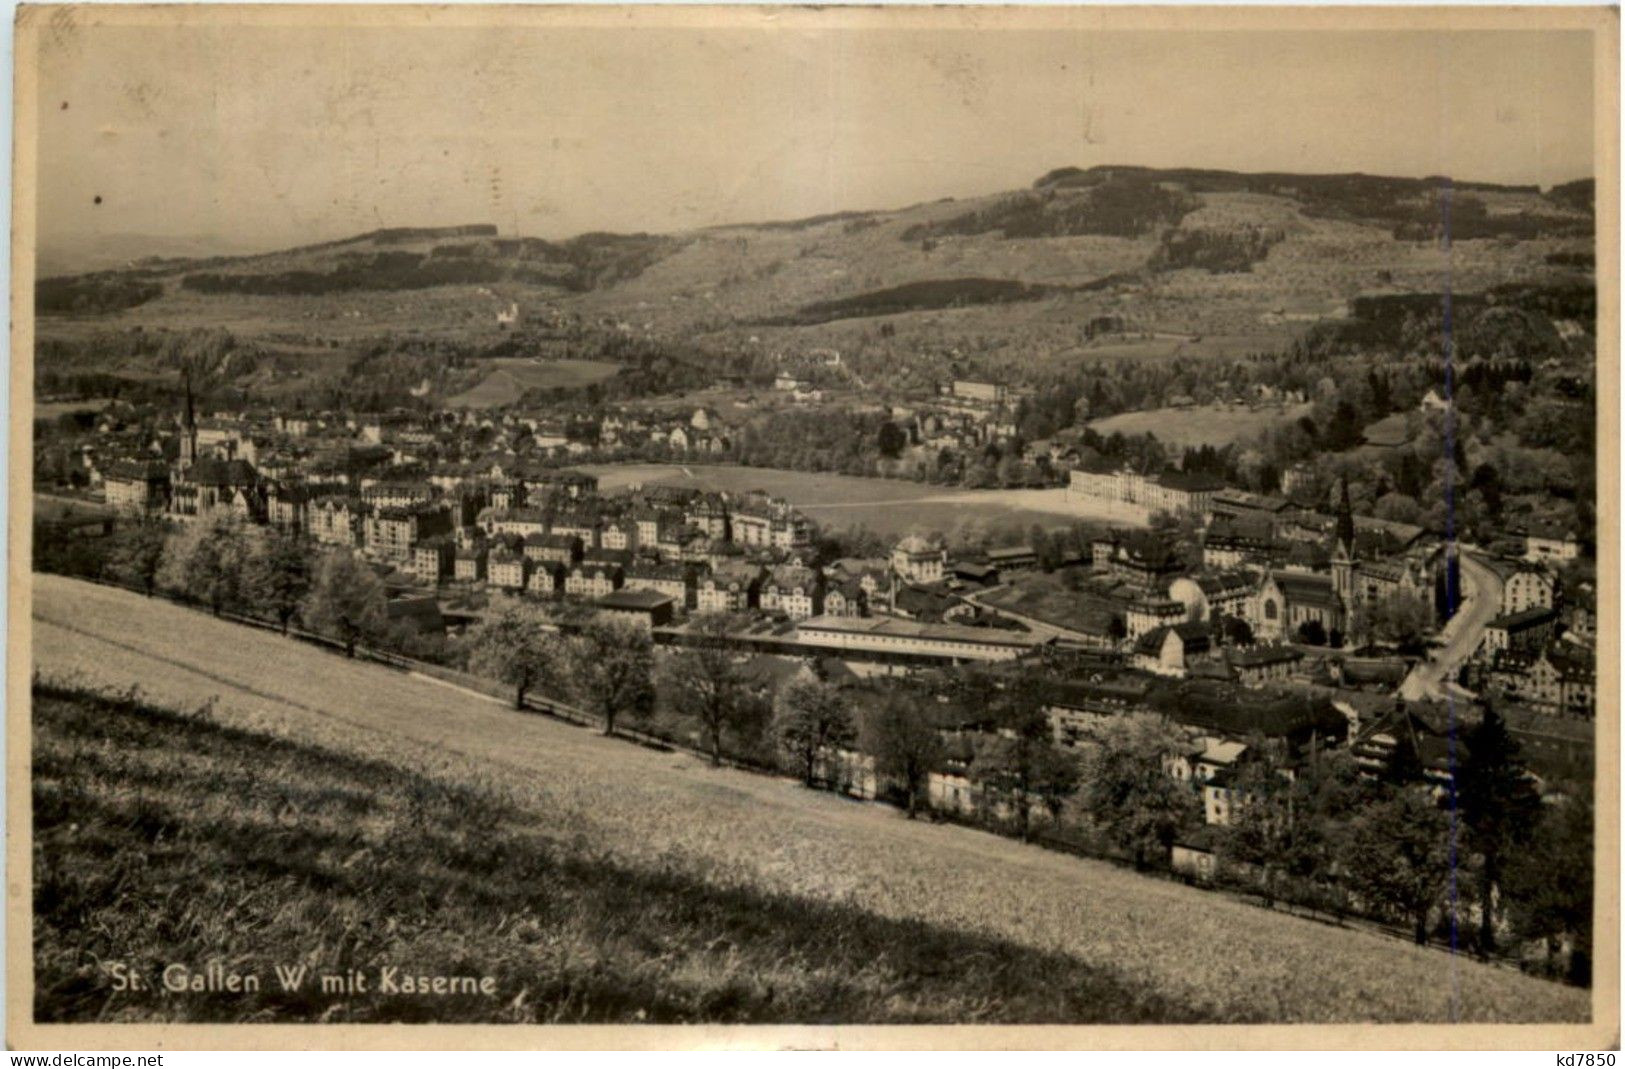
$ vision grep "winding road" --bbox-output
[1399,550,1503,703]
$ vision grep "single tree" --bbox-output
[104,514,168,596]
[1457,701,1541,958]
[573,619,655,736]
[1366,590,1434,648]
[1079,712,1200,869]
[245,528,312,633]
[1283,746,1366,893]
[467,599,562,710]
[1342,786,1453,945]
[1503,792,1593,985]
[876,420,908,459]
[1029,743,1083,825]
[862,689,943,818]
[1219,614,1254,646]
[773,677,854,787]
[968,676,1078,840]
[301,549,387,657]
[1220,743,1298,905]
[157,512,251,616]
[661,612,748,765]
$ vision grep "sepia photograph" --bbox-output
[6,3,1618,1050]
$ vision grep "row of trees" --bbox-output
[100,512,433,659]
[466,600,657,737]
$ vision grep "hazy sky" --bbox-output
[34,12,1598,255]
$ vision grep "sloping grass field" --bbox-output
[1086,402,1312,450]
[29,575,1592,1025]
[446,359,621,408]
[34,684,1185,1025]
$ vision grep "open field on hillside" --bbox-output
[586,463,952,502]
[34,398,112,421]
[34,284,566,345]
[30,575,1593,1025]
[1087,402,1312,449]
[445,358,620,408]
[580,463,1142,537]
[1074,331,1289,361]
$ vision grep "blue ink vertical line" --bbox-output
[1440,177,1462,1022]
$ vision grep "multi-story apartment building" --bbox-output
[1501,565,1559,615]
[891,535,946,585]
[488,508,548,539]
[686,496,730,541]
[1093,530,1185,592]
[1478,607,1559,659]
[453,545,487,582]
[623,561,695,609]
[822,580,868,618]
[102,460,170,513]
[527,560,568,596]
[488,548,527,591]
[523,532,583,566]
[365,505,452,563]
[696,563,764,613]
[361,482,435,511]
[309,497,364,548]
[265,484,308,532]
[761,566,825,620]
[410,539,454,586]
[600,519,639,553]
[550,513,601,549]
[566,561,624,599]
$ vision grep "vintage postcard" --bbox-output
[7,3,1618,1051]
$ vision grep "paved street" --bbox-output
[1399,550,1503,702]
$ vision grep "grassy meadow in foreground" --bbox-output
[32,682,1197,1025]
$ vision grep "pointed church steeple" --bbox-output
[1334,476,1356,557]
[178,368,198,470]
[1331,476,1356,608]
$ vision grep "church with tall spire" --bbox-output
[166,367,263,521]
[1254,475,1430,645]
[177,367,199,471]
[1330,476,1358,607]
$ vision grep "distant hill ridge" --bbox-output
[1031,163,1553,196]
[145,164,1605,266]
[35,163,1596,323]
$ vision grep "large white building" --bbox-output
[794,615,1042,663]
[891,535,947,585]
[1501,565,1559,615]
[1068,463,1226,519]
